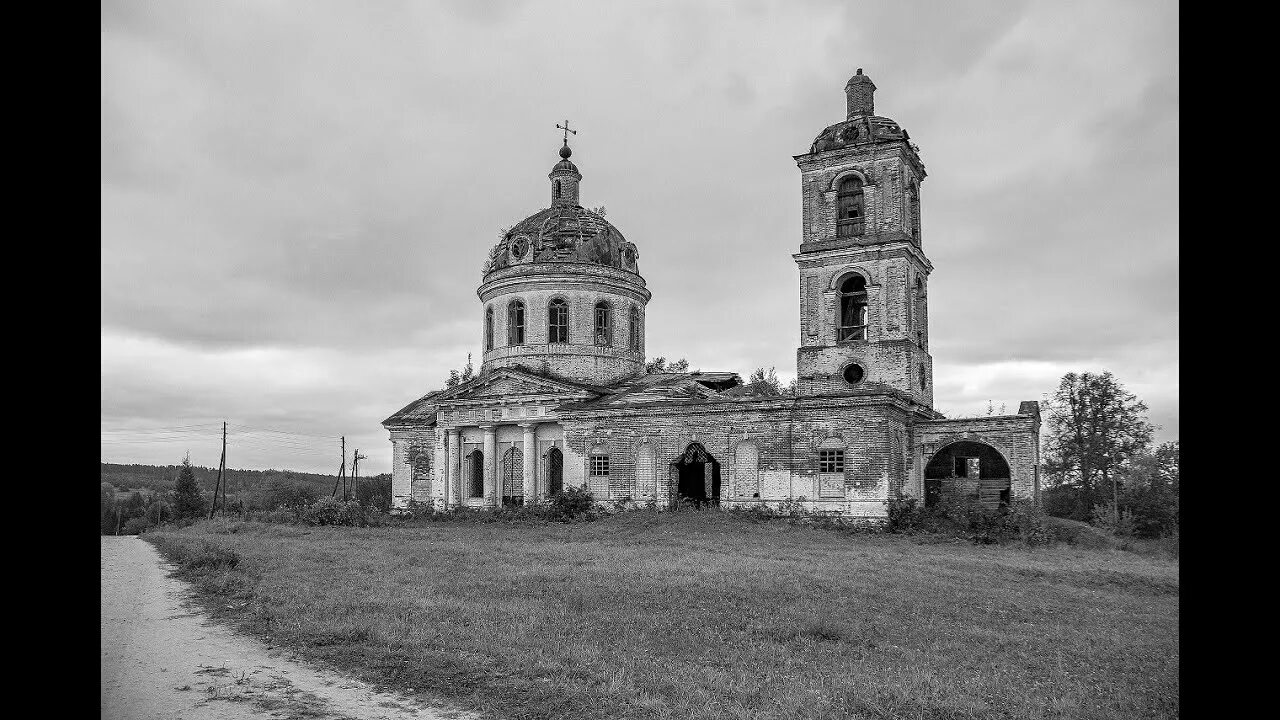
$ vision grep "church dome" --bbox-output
[483,142,640,277]
[809,114,909,154]
[485,204,639,276]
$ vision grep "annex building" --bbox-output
[383,70,1040,518]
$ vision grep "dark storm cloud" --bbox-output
[102,0,1178,473]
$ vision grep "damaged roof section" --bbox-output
[561,371,744,410]
[382,390,445,427]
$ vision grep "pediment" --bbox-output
[433,369,599,404]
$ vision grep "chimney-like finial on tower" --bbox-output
[845,68,876,119]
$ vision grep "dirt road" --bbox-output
[101,536,475,720]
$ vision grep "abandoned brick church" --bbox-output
[383,69,1040,518]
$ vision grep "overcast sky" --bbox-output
[102,0,1179,475]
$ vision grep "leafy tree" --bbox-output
[1043,371,1154,526]
[445,369,461,388]
[746,367,784,396]
[646,357,691,373]
[171,454,207,520]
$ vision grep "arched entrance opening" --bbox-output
[673,442,720,507]
[501,447,523,506]
[924,441,1011,510]
[467,450,484,499]
[545,447,564,495]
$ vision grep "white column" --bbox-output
[521,423,538,504]
[482,425,498,507]
[438,431,449,509]
[448,429,462,508]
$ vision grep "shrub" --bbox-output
[167,540,242,571]
[300,497,366,526]
[122,516,151,535]
[886,496,925,533]
[545,487,595,521]
[1090,503,1136,537]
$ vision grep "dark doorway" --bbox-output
[546,447,563,495]
[468,451,484,498]
[923,441,1011,510]
[674,442,721,507]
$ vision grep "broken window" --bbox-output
[836,177,865,237]
[590,454,610,477]
[508,300,525,345]
[628,306,641,351]
[484,306,494,351]
[595,301,612,347]
[838,274,868,341]
[819,449,845,473]
[548,299,568,343]
[588,452,609,497]
[953,456,980,478]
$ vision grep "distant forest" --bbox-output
[101,462,388,498]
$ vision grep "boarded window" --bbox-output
[548,299,568,343]
[508,300,525,345]
[734,441,759,498]
[595,302,612,347]
[836,177,865,237]
[838,274,868,341]
[635,443,656,499]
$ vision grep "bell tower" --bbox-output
[793,69,933,406]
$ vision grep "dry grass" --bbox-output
[148,511,1178,720]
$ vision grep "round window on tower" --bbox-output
[842,363,865,385]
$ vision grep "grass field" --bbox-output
[147,512,1178,720]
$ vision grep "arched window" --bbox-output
[907,185,920,242]
[836,177,865,237]
[484,306,494,351]
[507,300,525,345]
[838,274,868,341]
[545,447,564,495]
[554,180,562,199]
[914,277,926,346]
[594,301,612,347]
[628,306,641,351]
[548,299,568,343]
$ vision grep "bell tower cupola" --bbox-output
[549,142,581,207]
[845,68,875,118]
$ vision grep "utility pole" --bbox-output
[352,450,366,503]
[210,421,226,519]
[332,436,346,498]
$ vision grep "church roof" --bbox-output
[381,390,445,426]
[485,204,639,276]
[809,114,909,154]
[558,371,745,410]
